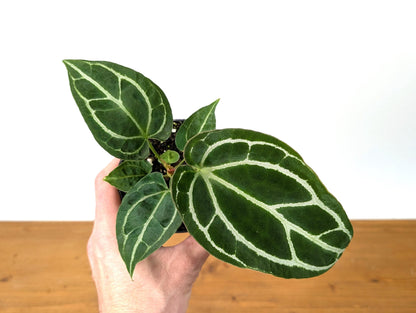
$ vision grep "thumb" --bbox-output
[94,158,121,232]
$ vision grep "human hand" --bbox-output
[87,159,210,313]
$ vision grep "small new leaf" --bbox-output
[175,99,219,151]
[104,160,152,192]
[161,150,180,164]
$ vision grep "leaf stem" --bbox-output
[148,140,161,160]
[176,158,186,167]
[147,140,173,173]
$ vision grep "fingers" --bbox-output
[94,158,121,232]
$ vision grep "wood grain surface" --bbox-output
[0,220,415,312]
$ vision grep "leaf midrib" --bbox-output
[127,191,168,272]
[191,171,337,271]
[196,147,352,241]
[65,60,147,135]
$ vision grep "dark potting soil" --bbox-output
[148,119,185,181]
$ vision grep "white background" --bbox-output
[1,0,415,220]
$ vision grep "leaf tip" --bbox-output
[62,59,76,71]
[128,268,135,280]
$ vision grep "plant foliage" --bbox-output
[65,59,353,279]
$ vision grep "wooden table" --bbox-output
[0,220,415,312]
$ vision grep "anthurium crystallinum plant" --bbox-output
[64,60,353,279]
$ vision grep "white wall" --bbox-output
[1,0,415,220]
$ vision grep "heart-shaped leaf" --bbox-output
[64,60,173,160]
[116,172,182,277]
[104,160,152,192]
[175,99,219,151]
[171,129,353,278]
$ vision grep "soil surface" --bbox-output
[148,119,185,183]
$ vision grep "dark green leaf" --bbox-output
[64,60,173,159]
[175,99,219,151]
[171,129,353,278]
[117,172,182,277]
[104,160,152,192]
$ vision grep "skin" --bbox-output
[87,158,210,313]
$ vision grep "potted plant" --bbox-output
[64,60,353,279]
